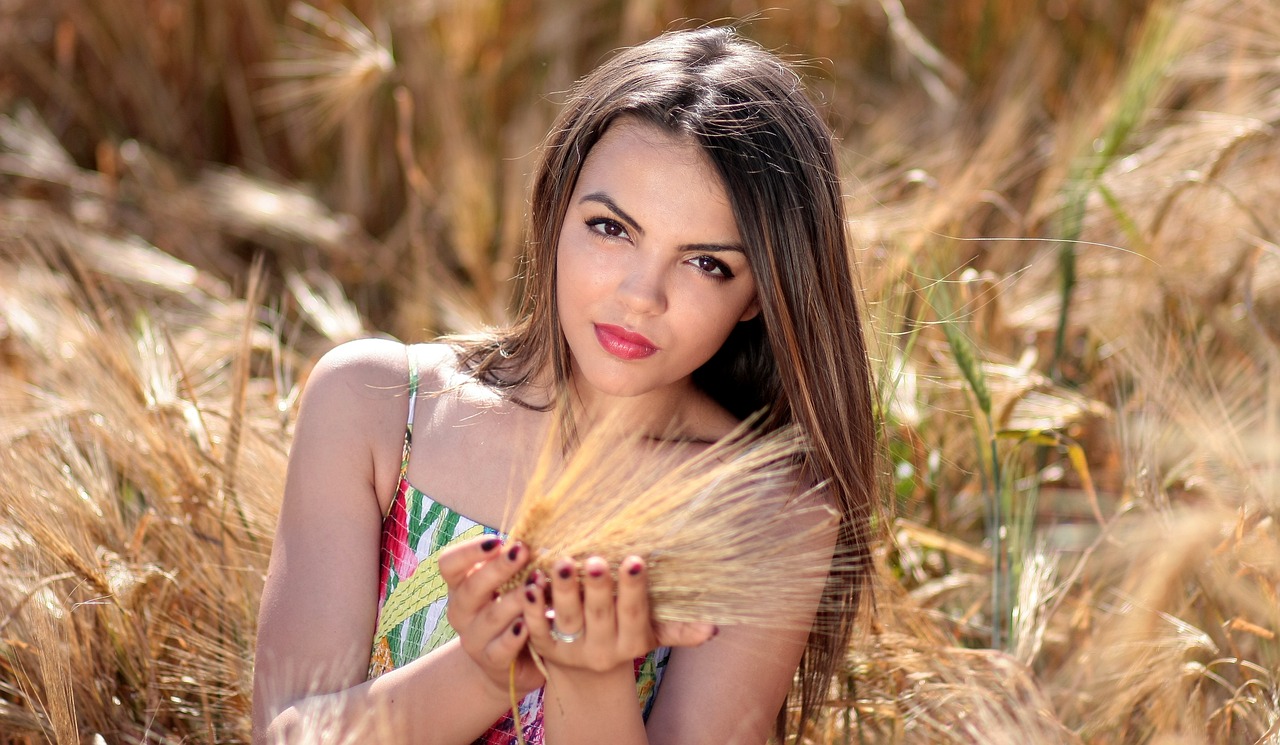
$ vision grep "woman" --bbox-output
[253,26,877,744]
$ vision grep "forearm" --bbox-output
[540,663,649,745]
[259,640,516,745]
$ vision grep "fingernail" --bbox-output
[480,537,500,552]
[557,564,572,580]
[525,587,537,603]
[627,562,643,576]
[507,544,521,562]
[512,620,524,636]
[588,564,604,579]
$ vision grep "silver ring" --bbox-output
[549,623,583,644]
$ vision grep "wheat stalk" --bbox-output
[258,2,394,145]
[504,414,842,629]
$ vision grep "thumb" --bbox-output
[654,620,717,648]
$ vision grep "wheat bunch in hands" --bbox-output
[504,414,841,630]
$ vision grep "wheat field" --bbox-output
[1,1,1278,742]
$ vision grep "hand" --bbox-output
[522,555,716,674]
[438,536,546,697]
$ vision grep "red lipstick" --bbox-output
[594,323,658,361]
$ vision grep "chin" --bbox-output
[571,357,686,402]
[577,372,659,399]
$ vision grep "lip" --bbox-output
[594,323,658,361]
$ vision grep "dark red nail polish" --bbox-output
[507,545,520,561]
[588,564,604,578]
[557,565,572,580]
[628,562,643,576]
[525,587,537,603]
[512,621,524,636]
[480,537,499,552]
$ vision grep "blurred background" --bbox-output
[1,0,1278,742]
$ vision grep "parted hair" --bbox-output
[459,26,878,734]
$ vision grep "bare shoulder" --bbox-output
[295,340,469,510]
[301,339,464,407]
[305,337,404,390]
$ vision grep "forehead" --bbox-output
[573,118,738,235]
[585,118,706,164]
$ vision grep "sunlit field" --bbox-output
[2,1,1278,742]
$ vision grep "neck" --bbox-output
[564,375,703,443]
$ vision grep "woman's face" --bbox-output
[555,118,760,409]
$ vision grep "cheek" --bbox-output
[735,286,760,322]
[554,232,582,314]
[719,285,759,326]
[554,271,580,329]
[688,287,754,344]
[555,248,587,314]
[555,243,613,334]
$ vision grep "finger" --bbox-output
[437,534,502,588]
[581,556,616,637]
[469,585,529,641]
[448,540,529,620]
[548,557,584,636]
[615,556,654,652]
[654,620,717,648]
[478,614,531,671]
[521,573,552,644]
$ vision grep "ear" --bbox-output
[738,295,761,323]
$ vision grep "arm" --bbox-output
[646,495,837,745]
[251,339,537,744]
[643,612,813,744]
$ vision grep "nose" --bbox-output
[616,258,667,316]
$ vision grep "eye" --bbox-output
[585,217,630,241]
[690,255,735,279]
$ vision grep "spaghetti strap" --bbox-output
[399,345,420,485]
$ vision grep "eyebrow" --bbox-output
[579,191,747,255]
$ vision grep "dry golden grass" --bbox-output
[0,238,287,741]
[3,0,1280,743]
[506,417,837,627]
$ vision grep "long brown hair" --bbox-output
[459,26,878,734]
